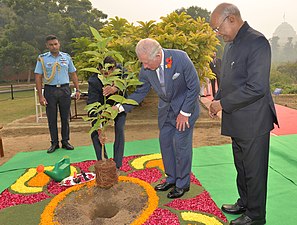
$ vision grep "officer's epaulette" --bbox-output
[39,52,50,58]
[60,52,70,57]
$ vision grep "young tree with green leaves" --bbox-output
[82,27,141,161]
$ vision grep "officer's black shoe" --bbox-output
[61,141,74,150]
[47,144,59,153]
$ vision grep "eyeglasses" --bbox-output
[107,66,115,71]
[213,16,229,33]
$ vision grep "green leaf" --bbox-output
[83,51,101,57]
[80,67,100,74]
[84,102,101,112]
[88,126,98,135]
[122,99,139,105]
[115,53,124,63]
[127,80,143,87]
[90,26,102,41]
[106,107,119,119]
[98,75,113,86]
[114,80,125,92]
[107,95,125,103]
[101,111,113,119]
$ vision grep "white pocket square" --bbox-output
[172,73,180,80]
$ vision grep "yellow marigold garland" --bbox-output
[28,172,50,187]
[181,211,223,225]
[39,176,159,225]
[145,159,164,171]
[11,168,44,193]
[131,153,162,169]
[11,166,77,194]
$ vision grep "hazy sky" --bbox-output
[90,0,297,39]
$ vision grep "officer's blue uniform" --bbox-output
[34,51,76,146]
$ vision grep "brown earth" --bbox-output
[0,90,231,166]
[55,182,148,225]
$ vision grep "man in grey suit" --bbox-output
[118,38,200,198]
[209,3,278,225]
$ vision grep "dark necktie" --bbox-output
[159,66,166,94]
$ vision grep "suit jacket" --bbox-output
[209,58,221,77]
[124,49,200,129]
[215,22,278,138]
[87,73,104,106]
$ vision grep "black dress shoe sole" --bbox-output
[47,146,59,153]
[154,183,175,191]
[230,215,266,225]
[167,187,190,199]
[221,206,246,215]
[62,145,74,150]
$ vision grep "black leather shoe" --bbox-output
[221,203,246,215]
[61,142,74,150]
[47,144,59,153]
[154,182,175,191]
[167,186,190,198]
[230,214,266,225]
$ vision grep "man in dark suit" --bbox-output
[117,38,200,198]
[87,56,126,169]
[209,3,278,225]
[209,51,222,98]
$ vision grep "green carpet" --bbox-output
[192,134,297,224]
[0,139,160,193]
[1,134,297,224]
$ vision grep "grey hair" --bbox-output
[220,4,241,19]
[135,38,162,60]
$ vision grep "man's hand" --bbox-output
[39,96,47,106]
[176,113,190,132]
[112,105,119,112]
[209,100,222,118]
[75,91,81,100]
[103,85,118,96]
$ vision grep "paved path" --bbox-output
[200,96,297,136]
[271,104,297,136]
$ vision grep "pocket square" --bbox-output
[172,73,180,80]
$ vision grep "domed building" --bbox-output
[272,21,297,47]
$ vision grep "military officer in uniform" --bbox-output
[34,34,80,153]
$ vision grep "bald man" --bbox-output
[209,3,278,225]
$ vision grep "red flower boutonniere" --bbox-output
[165,57,172,69]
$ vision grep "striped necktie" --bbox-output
[159,66,166,94]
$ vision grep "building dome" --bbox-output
[273,22,297,47]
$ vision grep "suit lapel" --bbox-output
[163,50,174,99]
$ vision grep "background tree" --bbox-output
[175,6,224,57]
[282,37,296,62]
[270,36,280,63]
[270,62,297,94]
[175,6,210,22]
[0,0,107,82]
[95,12,219,84]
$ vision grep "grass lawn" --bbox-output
[0,84,89,125]
[0,90,36,125]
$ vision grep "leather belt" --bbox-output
[45,83,69,88]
